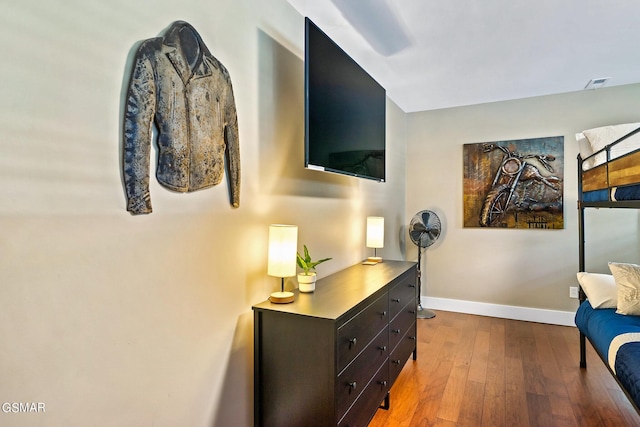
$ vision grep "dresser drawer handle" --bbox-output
[409,336,416,341]
[392,359,401,365]
[378,345,387,351]
[378,380,387,386]
[348,381,357,390]
[348,337,357,347]
[409,310,416,314]
[409,284,416,288]
[392,328,401,334]
[392,298,400,303]
[380,310,387,317]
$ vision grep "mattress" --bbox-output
[582,185,640,202]
[575,301,640,408]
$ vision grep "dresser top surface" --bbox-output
[252,260,416,321]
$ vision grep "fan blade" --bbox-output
[421,211,430,225]
[412,222,427,232]
[409,230,424,243]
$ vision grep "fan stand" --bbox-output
[416,244,436,319]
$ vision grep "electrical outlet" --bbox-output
[569,286,579,299]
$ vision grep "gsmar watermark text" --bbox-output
[2,402,46,413]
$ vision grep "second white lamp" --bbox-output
[366,216,384,263]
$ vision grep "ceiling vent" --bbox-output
[585,77,610,90]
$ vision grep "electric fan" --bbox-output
[409,210,442,319]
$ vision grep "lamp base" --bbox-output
[269,291,295,304]
[366,256,382,264]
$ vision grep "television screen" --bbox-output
[304,17,386,182]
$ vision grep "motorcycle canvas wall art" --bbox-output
[463,136,564,229]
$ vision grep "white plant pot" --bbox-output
[297,273,317,292]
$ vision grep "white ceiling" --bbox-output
[288,0,640,113]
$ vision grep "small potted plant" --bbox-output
[296,245,332,292]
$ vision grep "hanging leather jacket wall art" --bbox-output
[122,21,240,214]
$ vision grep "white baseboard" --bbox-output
[421,296,576,327]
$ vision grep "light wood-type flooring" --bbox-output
[369,310,640,427]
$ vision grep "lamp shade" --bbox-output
[366,216,384,249]
[267,224,298,278]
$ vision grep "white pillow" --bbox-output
[583,123,640,168]
[576,272,617,309]
[609,262,640,315]
[575,132,594,169]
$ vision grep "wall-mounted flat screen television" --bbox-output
[304,17,386,182]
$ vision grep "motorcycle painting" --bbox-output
[463,137,564,229]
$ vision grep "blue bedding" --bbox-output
[582,185,640,202]
[614,185,640,201]
[576,301,640,409]
[616,342,640,409]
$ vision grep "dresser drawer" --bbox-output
[336,328,388,418]
[389,302,416,350]
[389,322,416,384]
[337,293,389,372]
[338,363,389,427]
[389,276,416,319]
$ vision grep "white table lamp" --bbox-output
[267,224,298,303]
[365,216,384,263]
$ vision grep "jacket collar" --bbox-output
[162,21,214,84]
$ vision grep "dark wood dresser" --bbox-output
[253,260,417,427]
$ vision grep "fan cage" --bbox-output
[409,210,441,248]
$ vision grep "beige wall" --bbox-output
[407,84,640,314]
[0,1,406,426]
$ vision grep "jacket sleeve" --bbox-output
[224,80,240,208]
[122,40,157,215]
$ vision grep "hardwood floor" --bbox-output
[369,310,640,427]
